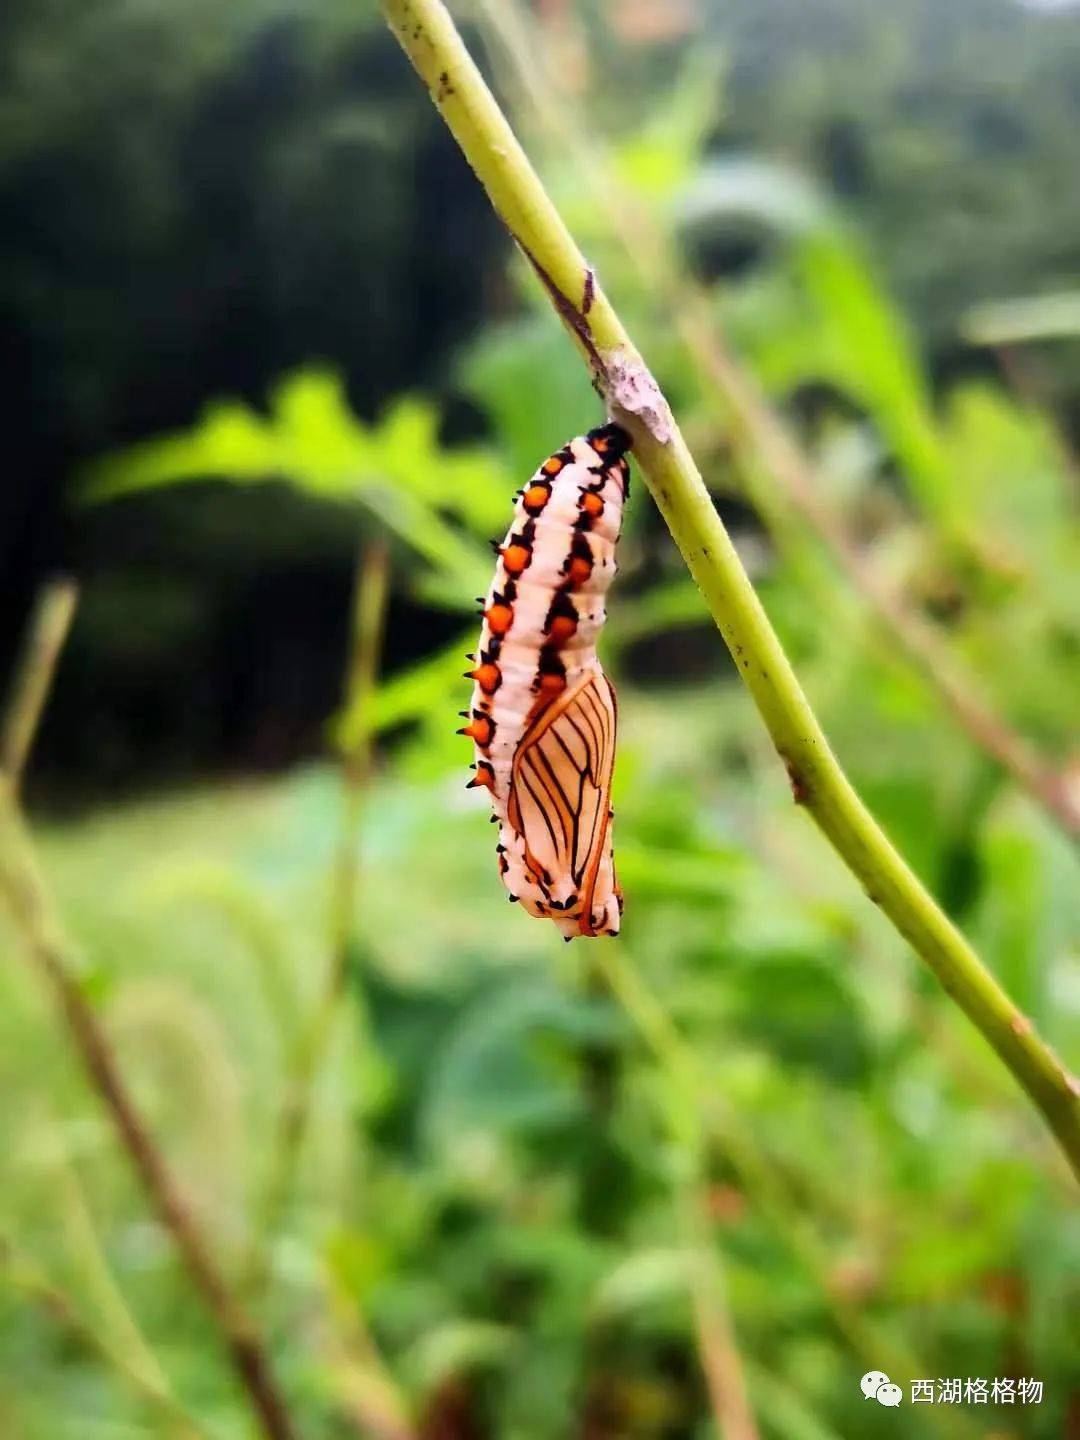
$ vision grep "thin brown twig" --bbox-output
[659,1096,761,1440]
[1,577,78,794]
[474,0,1080,844]
[0,801,299,1440]
[675,297,1080,841]
[0,590,300,1440]
[319,1268,420,1440]
[684,1197,760,1440]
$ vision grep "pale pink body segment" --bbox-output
[461,425,631,939]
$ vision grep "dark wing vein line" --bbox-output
[508,674,617,905]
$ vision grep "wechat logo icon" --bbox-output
[862,1371,903,1407]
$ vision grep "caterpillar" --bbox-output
[460,422,632,941]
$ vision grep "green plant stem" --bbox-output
[476,0,1080,845]
[674,295,1080,841]
[380,0,1080,1183]
[253,540,392,1264]
[243,539,413,1439]
[331,538,392,978]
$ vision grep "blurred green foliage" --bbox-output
[2,740,1077,1436]
[82,369,507,612]
[704,0,1080,361]
[9,0,1080,783]
[2,2,1080,1439]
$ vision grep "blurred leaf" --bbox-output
[726,949,871,1085]
[419,975,622,1154]
[402,1318,517,1393]
[335,631,471,753]
[613,47,726,204]
[81,368,500,600]
[962,291,1080,346]
[457,318,598,481]
[678,156,828,237]
[591,1247,696,1319]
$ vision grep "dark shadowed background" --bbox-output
[4,0,1080,791]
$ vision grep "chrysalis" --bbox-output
[461,422,631,939]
